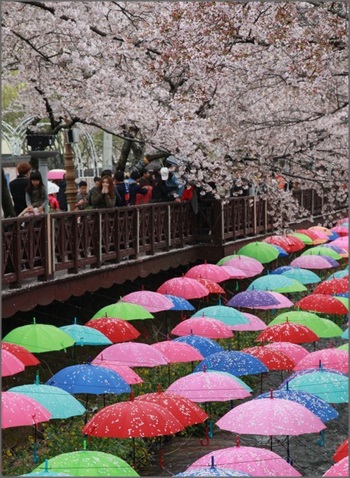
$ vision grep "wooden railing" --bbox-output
[2,189,344,288]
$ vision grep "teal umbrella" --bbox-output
[2,318,75,353]
[9,373,86,419]
[60,318,112,346]
[191,305,249,327]
[341,327,348,339]
[247,275,306,293]
[268,311,343,338]
[280,267,321,285]
[91,302,154,321]
[237,242,279,264]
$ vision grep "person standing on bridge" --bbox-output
[9,162,32,215]
[90,175,119,208]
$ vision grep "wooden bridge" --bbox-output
[2,189,344,318]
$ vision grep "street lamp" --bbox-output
[64,129,79,211]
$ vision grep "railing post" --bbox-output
[94,212,102,267]
[167,205,171,250]
[68,214,79,274]
[211,200,224,245]
[11,220,22,288]
[253,197,257,236]
[39,214,54,281]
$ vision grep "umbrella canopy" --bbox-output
[165,294,195,311]
[166,370,252,402]
[46,363,131,395]
[84,318,140,343]
[313,278,349,295]
[94,342,168,367]
[294,348,348,374]
[82,394,184,438]
[2,349,25,376]
[323,457,348,477]
[47,169,66,180]
[193,351,268,376]
[290,255,339,270]
[247,275,306,293]
[341,328,348,339]
[185,263,231,282]
[296,294,348,314]
[263,235,305,253]
[330,237,349,251]
[265,342,309,364]
[216,392,326,436]
[220,265,249,279]
[257,291,294,310]
[256,321,319,344]
[120,291,174,313]
[301,246,342,260]
[171,317,233,339]
[237,242,279,264]
[151,341,204,363]
[280,267,321,285]
[2,391,51,428]
[173,335,224,358]
[333,438,349,463]
[47,180,60,195]
[232,312,267,331]
[2,342,40,367]
[227,290,280,309]
[188,445,302,476]
[157,276,209,299]
[268,311,343,338]
[91,358,143,384]
[176,466,251,477]
[191,305,248,327]
[33,451,139,476]
[296,229,329,244]
[331,225,349,237]
[289,232,314,245]
[3,318,75,353]
[60,321,112,346]
[242,346,296,371]
[279,369,349,403]
[91,302,154,321]
[194,278,225,294]
[9,381,86,419]
[255,388,338,423]
[217,255,264,277]
[135,387,208,427]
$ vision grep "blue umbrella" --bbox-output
[193,351,268,376]
[60,318,112,346]
[227,290,280,309]
[281,267,321,285]
[335,291,349,298]
[173,335,223,358]
[255,387,338,423]
[165,294,195,311]
[191,305,248,326]
[270,245,288,257]
[46,363,131,395]
[271,266,294,274]
[327,268,348,279]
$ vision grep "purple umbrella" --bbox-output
[227,291,280,309]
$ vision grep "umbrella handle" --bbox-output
[317,430,325,447]
[199,426,210,446]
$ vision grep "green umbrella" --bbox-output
[280,268,321,285]
[91,302,154,321]
[237,242,279,264]
[335,296,349,311]
[247,275,307,293]
[289,232,313,245]
[22,459,71,476]
[337,343,348,351]
[33,448,139,476]
[3,318,75,353]
[268,311,343,338]
[301,246,342,260]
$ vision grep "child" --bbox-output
[25,170,48,214]
[75,180,89,210]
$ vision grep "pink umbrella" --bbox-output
[2,349,25,377]
[331,226,348,237]
[94,342,168,367]
[330,237,349,251]
[323,456,348,477]
[2,391,51,428]
[232,312,267,331]
[294,348,348,374]
[185,262,231,283]
[91,357,144,384]
[258,291,294,310]
[157,276,209,299]
[171,317,233,339]
[220,265,248,279]
[120,290,174,313]
[47,169,66,180]
[151,341,204,363]
[187,443,302,476]
[290,255,338,270]
[266,342,309,365]
[166,370,251,402]
[222,255,264,277]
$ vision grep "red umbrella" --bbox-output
[2,342,40,367]
[185,262,231,283]
[194,278,225,294]
[284,235,306,251]
[2,350,25,377]
[256,322,319,344]
[120,290,174,313]
[84,318,140,343]
[296,229,328,244]
[331,226,349,236]
[157,276,209,299]
[296,294,348,315]
[263,235,305,253]
[313,278,349,295]
[242,346,296,371]
[135,385,208,427]
[265,342,309,365]
[171,317,233,339]
[333,438,349,463]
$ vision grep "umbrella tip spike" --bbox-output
[83,439,87,450]
[211,455,214,468]
[270,389,273,399]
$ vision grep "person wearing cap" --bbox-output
[9,162,32,215]
[160,166,185,200]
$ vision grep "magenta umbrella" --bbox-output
[220,266,248,279]
[2,349,25,377]
[47,169,66,180]
[171,317,233,339]
[91,357,144,384]
[185,263,231,283]
[290,255,338,270]
[330,237,349,251]
[219,255,264,277]
[323,456,348,477]
[2,391,51,428]
[232,312,267,331]
[120,290,174,313]
[151,341,204,363]
[187,443,302,476]
[266,342,309,365]
[294,348,348,374]
[258,292,294,310]
[94,342,168,367]
[157,276,209,299]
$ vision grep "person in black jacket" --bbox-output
[9,162,32,215]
